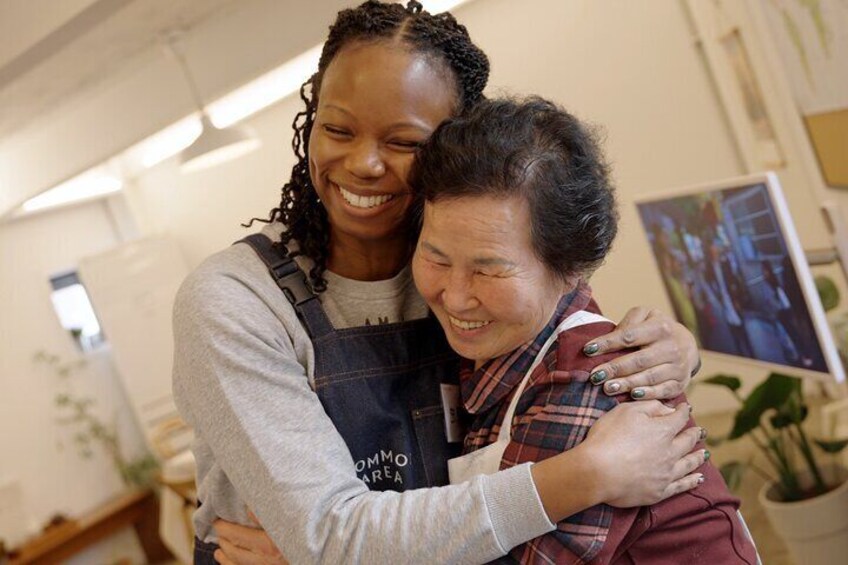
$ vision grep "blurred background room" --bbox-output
[1,1,847,563]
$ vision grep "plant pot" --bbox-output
[758,466,848,565]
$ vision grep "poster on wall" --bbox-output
[760,0,848,187]
[721,29,786,168]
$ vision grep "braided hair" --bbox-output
[253,0,489,291]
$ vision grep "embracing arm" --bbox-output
[173,263,553,564]
[177,261,703,564]
[212,398,704,565]
[585,307,701,400]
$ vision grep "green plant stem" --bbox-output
[750,427,783,472]
[731,389,791,479]
[791,422,828,493]
[766,428,802,498]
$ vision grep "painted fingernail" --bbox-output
[688,403,694,415]
[697,473,705,484]
[699,427,708,441]
[605,381,622,394]
[631,388,646,399]
[583,342,600,355]
[590,370,608,384]
[703,449,711,461]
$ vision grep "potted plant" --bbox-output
[34,351,160,489]
[702,371,848,564]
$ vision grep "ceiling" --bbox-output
[0,0,244,140]
[0,0,356,217]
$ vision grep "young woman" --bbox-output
[173,2,704,563]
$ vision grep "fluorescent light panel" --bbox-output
[135,116,203,168]
[180,136,262,173]
[22,169,122,212]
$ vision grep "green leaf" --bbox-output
[701,374,742,392]
[729,373,801,439]
[720,461,746,491]
[770,400,807,429]
[815,276,840,312]
[814,438,848,454]
[770,412,792,429]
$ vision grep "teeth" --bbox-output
[337,184,394,209]
[449,316,492,330]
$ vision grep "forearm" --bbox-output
[530,442,605,522]
[181,368,553,563]
[173,271,554,563]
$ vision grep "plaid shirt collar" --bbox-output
[460,280,593,415]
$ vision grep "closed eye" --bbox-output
[426,257,450,268]
[323,124,351,137]
[388,139,422,151]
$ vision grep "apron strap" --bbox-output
[237,234,334,339]
[497,310,612,441]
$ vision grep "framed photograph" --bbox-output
[635,172,845,384]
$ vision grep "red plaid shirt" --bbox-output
[461,282,758,564]
[461,281,618,563]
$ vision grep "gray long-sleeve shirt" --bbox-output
[172,225,555,564]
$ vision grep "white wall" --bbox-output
[0,200,146,546]
[126,96,297,267]
[129,0,745,271]
[124,0,768,408]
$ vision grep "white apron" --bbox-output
[448,310,611,484]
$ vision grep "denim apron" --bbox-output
[194,234,463,563]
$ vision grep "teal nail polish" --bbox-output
[590,370,608,385]
[583,342,600,355]
[704,449,711,461]
[631,388,646,399]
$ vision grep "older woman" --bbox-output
[410,97,759,564]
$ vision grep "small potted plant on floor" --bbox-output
[702,371,848,564]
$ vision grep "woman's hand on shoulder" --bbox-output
[584,307,700,400]
[530,400,705,521]
[213,512,289,565]
[582,400,706,507]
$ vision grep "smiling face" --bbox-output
[308,41,457,248]
[412,195,571,366]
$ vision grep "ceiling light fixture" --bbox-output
[21,169,123,213]
[164,34,260,173]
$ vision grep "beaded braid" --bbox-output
[248,0,489,292]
